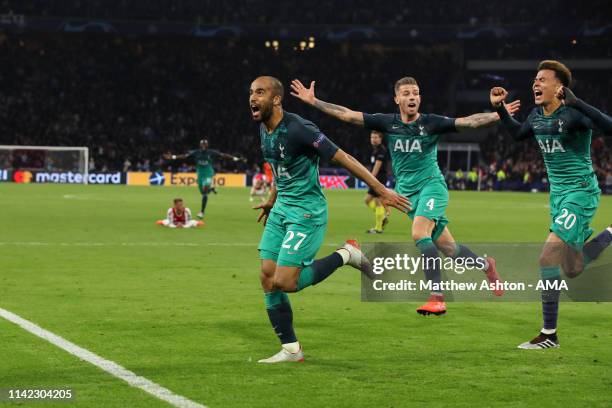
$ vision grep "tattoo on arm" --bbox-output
[456,112,499,130]
[313,99,364,125]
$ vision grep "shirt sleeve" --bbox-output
[185,208,192,222]
[186,150,196,159]
[375,149,386,162]
[208,149,221,158]
[496,105,534,141]
[427,114,457,134]
[296,122,340,162]
[570,101,612,132]
[363,113,393,131]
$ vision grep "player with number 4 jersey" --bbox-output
[249,76,411,363]
[291,76,521,316]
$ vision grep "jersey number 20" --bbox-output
[554,208,577,230]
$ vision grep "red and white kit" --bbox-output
[161,207,199,228]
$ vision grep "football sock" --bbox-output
[416,237,442,295]
[368,200,377,211]
[296,252,344,291]
[582,228,612,266]
[540,266,561,331]
[452,244,489,271]
[201,193,208,213]
[375,205,385,231]
[264,291,297,344]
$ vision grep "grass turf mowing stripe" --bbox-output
[0,308,207,408]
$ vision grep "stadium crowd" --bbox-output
[3,0,608,26]
[0,31,609,192]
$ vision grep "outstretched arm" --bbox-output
[290,79,364,126]
[331,149,411,213]
[490,87,533,140]
[557,86,612,133]
[218,152,246,162]
[455,100,521,132]
[163,152,189,160]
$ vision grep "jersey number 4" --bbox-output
[282,231,307,251]
[426,198,435,211]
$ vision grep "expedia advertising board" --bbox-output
[9,171,126,184]
[127,172,246,187]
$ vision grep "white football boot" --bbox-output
[340,239,374,279]
[258,346,304,363]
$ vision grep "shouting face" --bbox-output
[395,84,421,117]
[533,69,561,106]
[249,77,281,122]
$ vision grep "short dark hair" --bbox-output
[173,198,183,204]
[262,76,284,100]
[538,60,572,87]
[394,77,419,93]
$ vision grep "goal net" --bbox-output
[0,145,89,183]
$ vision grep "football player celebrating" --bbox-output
[291,77,519,315]
[491,60,612,349]
[250,76,411,363]
[165,139,245,219]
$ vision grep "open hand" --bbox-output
[290,79,317,105]
[378,188,412,214]
[505,99,521,116]
[253,201,274,225]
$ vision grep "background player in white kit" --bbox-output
[156,198,203,228]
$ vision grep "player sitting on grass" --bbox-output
[491,60,612,349]
[250,76,411,363]
[156,198,203,228]
[291,77,519,316]
[250,170,269,202]
[164,139,245,219]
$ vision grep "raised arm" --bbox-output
[455,100,521,132]
[331,149,411,213]
[490,87,533,140]
[290,79,364,126]
[557,86,612,133]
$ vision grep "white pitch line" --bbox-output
[0,308,207,408]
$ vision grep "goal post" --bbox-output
[0,145,89,184]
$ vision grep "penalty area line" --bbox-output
[0,308,207,408]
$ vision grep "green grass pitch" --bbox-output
[0,183,611,407]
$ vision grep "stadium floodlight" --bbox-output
[0,145,89,183]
